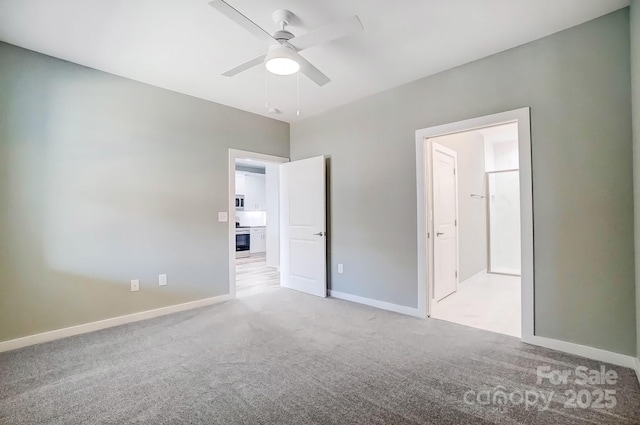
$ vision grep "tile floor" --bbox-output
[430,271,521,337]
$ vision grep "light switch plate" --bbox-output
[338,264,344,274]
[218,212,228,222]
[131,279,140,292]
[159,274,167,286]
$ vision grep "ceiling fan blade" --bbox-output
[222,54,267,76]
[290,51,331,86]
[209,0,277,46]
[288,16,363,51]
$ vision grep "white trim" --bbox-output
[329,290,422,318]
[523,335,637,369]
[228,149,289,299]
[415,126,429,318]
[0,294,232,353]
[415,108,533,341]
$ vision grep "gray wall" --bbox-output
[291,10,635,355]
[431,131,487,281]
[631,0,640,363]
[0,42,289,342]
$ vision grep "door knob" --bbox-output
[314,232,325,236]
[436,232,445,236]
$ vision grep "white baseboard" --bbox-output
[329,290,637,370]
[0,294,232,353]
[522,334,637,369]
[329,290,423,318]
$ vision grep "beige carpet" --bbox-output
[1,288,639,424]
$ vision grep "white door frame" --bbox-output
[228,149,289,298]
[415,107,534,343]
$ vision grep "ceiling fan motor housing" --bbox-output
[273,30,294,42]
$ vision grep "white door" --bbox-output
[280,156,327,297]
[432,143,458,301]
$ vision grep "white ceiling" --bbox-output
[0,0,629,123]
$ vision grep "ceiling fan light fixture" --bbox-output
[264,46,300,75]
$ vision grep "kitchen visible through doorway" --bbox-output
[234,157,281,297]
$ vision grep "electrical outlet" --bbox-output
[130,279,140,292]
[338,264,344,274]
[159,274,167,286]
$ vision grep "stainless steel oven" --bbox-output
[235,228,250,258]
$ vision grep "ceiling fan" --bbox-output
[208,0,363,86]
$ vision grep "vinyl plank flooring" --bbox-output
[235,254,280,297]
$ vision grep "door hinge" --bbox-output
[455,219,457,226]
[453,168,456,175]
[455,271,458,278]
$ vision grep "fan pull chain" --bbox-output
[296,72,300,117]
[265,68,269,110]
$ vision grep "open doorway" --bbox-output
[428,123,521,337]
[229,150,288,298]
[234,158,279,297]
[415,108,534,342]
[229,150,328,300]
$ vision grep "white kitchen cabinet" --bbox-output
[250,227,266,253]
[243,173,266,211]
[235,172,246,195]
